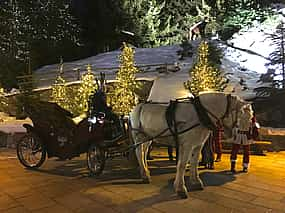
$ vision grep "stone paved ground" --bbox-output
[0,147,285,213]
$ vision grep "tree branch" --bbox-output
[217,40,270,61]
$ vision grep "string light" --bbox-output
[112,42,140,115]
[51,75,69,110]
[185,41,227,96]
[75,64,97,115]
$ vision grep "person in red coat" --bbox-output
[230,104,257,173]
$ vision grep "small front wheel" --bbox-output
[87,144,105,176]
[17,133,46,168]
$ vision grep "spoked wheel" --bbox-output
[17,133,46,169]
[87,143,105,176]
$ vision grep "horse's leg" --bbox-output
[142,141,152,183]
[188,144,204,191]
[135,139,151,183]
[174,142,192,199]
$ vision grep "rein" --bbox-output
[129,122,200,149]
[130,94,233,149]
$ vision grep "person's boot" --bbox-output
[168,146,174,161]
[242,163,249,173]
[215,153,222,162]
[230,160,236,173]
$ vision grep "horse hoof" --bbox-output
[142,178,151,184]
[189,183,204,191]
[177,191,188,199]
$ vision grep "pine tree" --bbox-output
[124,0,179,47]
[184,41,227,97]
[0,0,80,88]
[267,22,285,88]
[112,43,140,115]
[74,65,97,115]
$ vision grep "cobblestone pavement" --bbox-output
[0,147,285,213]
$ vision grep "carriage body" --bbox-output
[26,116,104,160]
[16,99,134,175]
[16,100,107,175]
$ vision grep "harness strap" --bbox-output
[165,100,179,163]
[130,123,200,149]
[192,97,217,130]
[221,95,231,120]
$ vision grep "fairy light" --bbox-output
[112,42,139,115]
[51,62,69,110]
[75,64,97,114]
[184,41,227,97]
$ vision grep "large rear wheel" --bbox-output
[87,143,105,176]
[17,133,46,169]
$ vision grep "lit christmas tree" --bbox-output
[75,64,97,115]
[0,86,8,112]
[51,61,69,110]
[112,43,140,115]
[184,41,227,97]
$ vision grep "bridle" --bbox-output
[201,94,238,132]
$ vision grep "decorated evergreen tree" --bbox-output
[184,41,227,96]
[0,86,8,113]
[112,43,140,115]
[74,64,97,115]
[51,62,69,110]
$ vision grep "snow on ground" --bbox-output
[2,41,270,133]
[0,117,31,134]
[224,4,285,74]
[36,45,182,73]
[4,8,285,134]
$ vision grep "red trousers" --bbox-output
[230,143,250,164]
[214,138,222,157]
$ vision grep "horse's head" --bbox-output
[221,94,250,138]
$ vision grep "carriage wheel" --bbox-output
[17,133,46,169]
[87,143,105,176]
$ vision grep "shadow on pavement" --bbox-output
[28,159,87,178]
[199,170,236,187]
[118,179,181,212]
[121,171,237,212]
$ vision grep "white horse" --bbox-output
[129,92,249,199]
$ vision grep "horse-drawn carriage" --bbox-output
[16,91,134,176]
[17,85,250,199]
